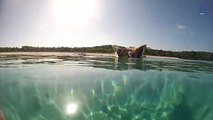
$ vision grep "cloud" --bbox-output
[177,25,186,30]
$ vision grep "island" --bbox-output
[0,45,212,61]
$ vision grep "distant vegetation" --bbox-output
[0,45,114,53]
[145,48,213,61]
[0,45,213,61]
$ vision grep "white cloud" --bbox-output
[177,25,186,30]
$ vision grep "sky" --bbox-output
[0,0,213,52]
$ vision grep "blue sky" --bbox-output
[0,0,212,52]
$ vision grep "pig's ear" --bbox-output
[112,45,119,52]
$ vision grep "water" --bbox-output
[0,55,213,120]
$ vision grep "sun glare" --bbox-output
[66,103,78,114]
[53,0,97,27]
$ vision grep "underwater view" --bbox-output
[0,54,213,120]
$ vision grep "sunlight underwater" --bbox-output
[0,57,213,120]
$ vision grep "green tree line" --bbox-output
[0,45,114,53]
[145,48,213,61]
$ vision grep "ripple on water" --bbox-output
[0,55,213,120]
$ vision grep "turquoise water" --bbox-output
[0,55,213,120]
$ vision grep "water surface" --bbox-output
[0,55,213,120]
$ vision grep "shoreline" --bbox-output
[0,52,180,59]
[146,55,180,60]
[0,52,115,57]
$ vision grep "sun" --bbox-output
[53,0,97,27]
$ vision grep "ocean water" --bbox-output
[0,55,213,120]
